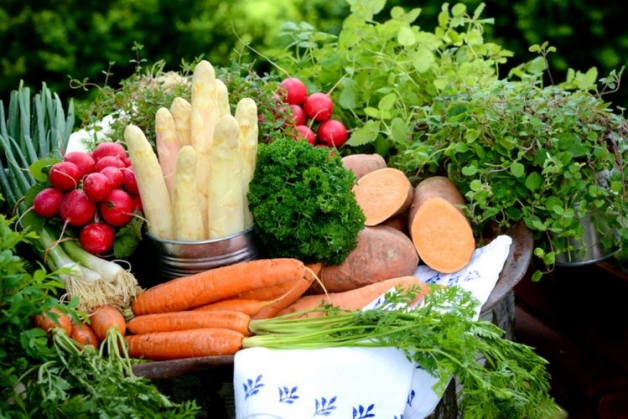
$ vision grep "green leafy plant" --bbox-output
[263,0,513,157]
[394,44,628,279]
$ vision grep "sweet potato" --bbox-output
[278,275,430,317]
[352,167,414,226]
[407,176,475,273]
[315,225,419,293]
[342,153,387,180]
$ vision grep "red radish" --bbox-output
[278,77,308,105]
[289,104,306,126]
[79,222,115,254]
[99,189,134,227]
[121,156,133,167]
[92,142,127,162]
[48,161,82,191]
[99,166,124,190]
[33,187,64,218]
[83,172,112,202]
[94,155,126,172]
[59,189,96,227]
[303,92,334,122]
[64,151,95,178]
[122,167,139,195]
[317,119,349,148]
[131,195,143,213]
[295,125,316,145]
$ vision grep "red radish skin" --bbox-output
[303,92,333,122]
[92,142,127,162]
[132,195,143,212]
[278,77,308,105]
[82,172,112,202]
[48,161,82,191]
[94,155,126,172]
[317,119,348,148]
[100,189,134,227]
[122,167,139,195]
[80,222,115,254]
[64,151,95,178]
[289,104,306,126]
[33,187,65,218]
[99,166,124,189]
[295,125,316,145]
[59,189,97,227]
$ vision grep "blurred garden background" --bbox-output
[2,0,628,119]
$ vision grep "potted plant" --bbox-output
[392,44,628,280]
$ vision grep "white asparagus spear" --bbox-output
[235,98,259,229]
[172,145,205,241]
[208,114,244,238]
[124,124,174,240]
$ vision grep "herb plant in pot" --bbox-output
[394,58,628,280]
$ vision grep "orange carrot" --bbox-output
[89,305,126,341]
[407,176,475,273]
[126,310,251,336]
[352,167,414,226]
[70,321,100,348]
[125,327,244,360]
[278,276,429,317]
[305,262,323,278]
[34,308,73,336]
[193,298,271,317]
[131,258,307,315]
[235,277,303,301]
[252,266,316,320]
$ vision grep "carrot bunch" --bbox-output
[124,258,317,361]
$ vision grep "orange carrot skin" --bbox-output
[125,328,244,360]
[252,267,316,320]
[236,278,304,301]
[126,310,251,336]
[34,308,73,336]
[278,276,428,317]
[131,258,307,315]
[193,298,270,317]
[89,305,126,341]
[70,321,100,348]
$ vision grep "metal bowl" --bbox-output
[145,227,261,281]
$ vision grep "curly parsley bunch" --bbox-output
[247,138,365,265]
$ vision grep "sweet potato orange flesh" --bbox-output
[342,153,387,180]
[352,167,414,226]
[315,225,420,293]
[408,176,474,273]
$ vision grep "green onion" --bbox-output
[243,285,561,419]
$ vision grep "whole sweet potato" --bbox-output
[314,225,420,293]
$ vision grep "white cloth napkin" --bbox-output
[233,234,513,419]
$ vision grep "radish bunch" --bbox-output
[32,142,142,255]
[278,77,349,148]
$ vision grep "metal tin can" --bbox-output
[146,227,261,281]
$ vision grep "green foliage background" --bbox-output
[2,0,628,110]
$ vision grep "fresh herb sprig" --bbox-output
[244,285,560,418]
[247,137,366,265]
